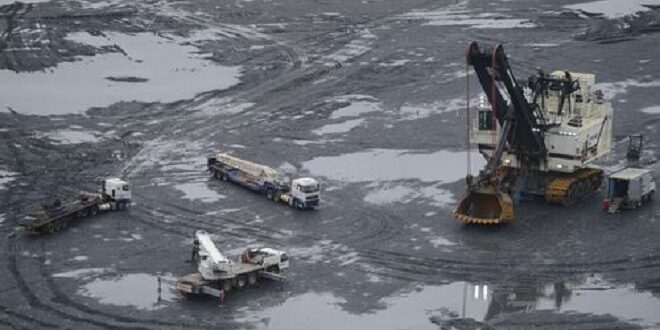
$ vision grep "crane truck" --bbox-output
[175,230,288,300]
[454,42,613,224]
[20,178,131,233]
[207,153,320,209]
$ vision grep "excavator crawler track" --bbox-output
[545,168,604,206]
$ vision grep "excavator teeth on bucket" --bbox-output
[454,185,514,224]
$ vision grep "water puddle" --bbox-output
[564,0,659,19]
[302,149,484,183]
[173,182,226,203]
[243,275,660,329]
[79,273,176,310]
[240,283,490,330]
[535,274,660,327]
[0,31,242,115]
[313,118,365,135]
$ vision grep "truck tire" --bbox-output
[267,189,274,200]
[247,272,258,287]
[236,275,247,289]
[45,223,55,234]
[90,206,99,216]
[222,173,228,181]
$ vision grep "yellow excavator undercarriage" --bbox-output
[454,167,604,224]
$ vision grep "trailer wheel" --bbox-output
[289,198,294,207]
[247,272,258,287]
[54,221,63,232]
[90,206,99,216]
[267,189,274,200]
[236,275,247,289]
[266,265,280,274]
[222,173,228,181]
[45,223,55,234]
[222,280,233,292]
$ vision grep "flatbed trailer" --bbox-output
[175,268,286,299]
[20,178,131,234]
[207,154,320,209]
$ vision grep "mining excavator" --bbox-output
[454,42,613,224]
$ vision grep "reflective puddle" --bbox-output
[0,31,242,115]
[302,149,484,183]
[242,275,660,329]
[173,181,226,203]
[80,273,176,310]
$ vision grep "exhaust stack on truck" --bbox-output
[207,153,320,209]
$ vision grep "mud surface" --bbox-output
[1,0,660,329]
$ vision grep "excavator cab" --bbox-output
[455,184,514,224]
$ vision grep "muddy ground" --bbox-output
[1,0,660,329]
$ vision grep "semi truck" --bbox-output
[207,153,320,209]
[603,168,655,213]
[20,178,131,234]
[175,230,288,300]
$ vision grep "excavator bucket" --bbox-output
[454,185,514,224]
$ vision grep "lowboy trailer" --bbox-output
[20,178,131,234]
[207,153,320,209]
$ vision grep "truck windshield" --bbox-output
[299,184,319,193]
[122,185,130,191]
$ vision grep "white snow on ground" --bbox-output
[330,96,381,119]
[38,129,101,144]
[398,1,535,29]
[0,169,18,190]
[399,97,466,120]
[363,184,454,207]
[70,256,89,261]
[313,118,366,135]
[53,268,112,279]
[640,106,660,114]
[303,149,484,183]
[323,29,376,65]
[0,0,49,4]
[597,79,660,99]
[564,0,660,19]
[173,182,226,203]
[0,31,242,115]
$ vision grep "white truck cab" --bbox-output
[103,178,131,201]
[290,177,320,202]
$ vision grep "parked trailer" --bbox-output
[175,230,287,300]
[20,178,131,234]
[207,153,320,209]
[603,168,655,214]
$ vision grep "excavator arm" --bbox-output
[455,42,547,224]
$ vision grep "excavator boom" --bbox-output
[455,42,546,224]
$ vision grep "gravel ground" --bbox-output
[1,0,660,329]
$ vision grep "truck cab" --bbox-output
[103,178,131,202]
[290,177,320,208]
